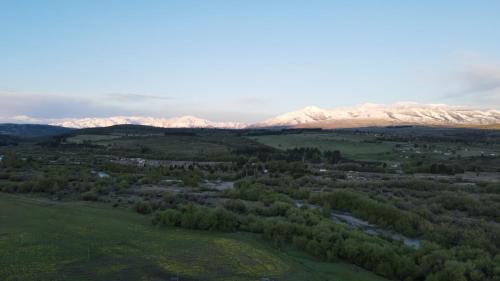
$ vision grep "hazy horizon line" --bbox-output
[1,101,499,126]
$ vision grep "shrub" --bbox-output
[81,191,98,201]
[153,209,182,226]
[134,201,153,214]
[224,199,247,214]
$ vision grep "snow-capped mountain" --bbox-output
[35,103,500,129]
[254,103,500,128]
[50,116,247,129]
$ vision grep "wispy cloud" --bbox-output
[235,97,272,106]
[0,90,187,121]
[456,63,500,96]
[0,91,125,119]
[443,55,500,107]
[105,93,173,102]
[0,115,44,124]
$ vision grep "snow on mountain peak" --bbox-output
[255,103,500,128]
[49,116,247,129]
[35,102,500,129]
[301,106,323,112]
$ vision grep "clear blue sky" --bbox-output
[1,0,500,122]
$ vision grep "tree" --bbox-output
[324,150,342,164]
[322,202,332,218]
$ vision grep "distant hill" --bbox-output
[0,124,74,138]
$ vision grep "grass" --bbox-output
[66,134,122,144]
[101,136,233,160]
[0,194,387,281]
[65,132,271,161]
[250,133,397,161]
[65,133,253,160]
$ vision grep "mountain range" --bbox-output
[253,103,500,129]
[35,103,500,129]
[50,115,247,130]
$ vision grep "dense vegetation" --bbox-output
[1,125,499,281]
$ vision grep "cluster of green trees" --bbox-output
[0,151,26,169]
[149,191,500,281]
[0,154,75,195]
[153,204,239,232]
[314,189,430,237]
[429,163,465,175]
[0,152,228,201]
[402,155,500,174]
[313,180,500,253]
[233,143,343,165]
[283,147,342,164]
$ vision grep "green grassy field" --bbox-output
[0,194,387,281]
[250,133,396,160]
[64,133,262,160]
[66,134,122,144]
[100,136,233,159]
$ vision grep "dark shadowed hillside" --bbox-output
[0,124,74,138]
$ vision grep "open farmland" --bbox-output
[250,132,397,161]
[61,128,270,161]
[66,134,122,144]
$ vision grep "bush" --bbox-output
[81,191,98,201]
[154,204,239,232]
[162,191,179,205]
[134,201,153,214]
[181,170,202,187]
[153,209,182,226]
[18,182,34,193]
[210,207,239,232]
[224,199,247,214]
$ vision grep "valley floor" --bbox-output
[0,193,387,281]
